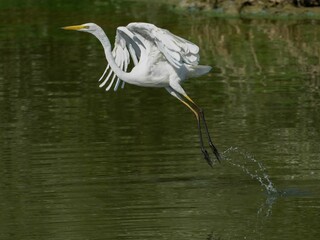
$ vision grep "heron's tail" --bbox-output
[187,65,212,78]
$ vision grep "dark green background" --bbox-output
[0,0,319,239]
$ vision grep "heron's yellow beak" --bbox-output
[61,25,86,31]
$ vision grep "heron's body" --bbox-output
[130,47,172,87]
[63,22,221,166]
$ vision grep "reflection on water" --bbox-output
[1,0,320,240]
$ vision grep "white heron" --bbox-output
[62,22,221,167]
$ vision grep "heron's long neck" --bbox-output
[94,30,132,82]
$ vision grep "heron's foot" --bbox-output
[209,142,222,163]
[201,148,214,168]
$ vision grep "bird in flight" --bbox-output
[62,22,221,167]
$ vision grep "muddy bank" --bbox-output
[169,0,320,18]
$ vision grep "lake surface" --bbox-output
[0,0,320,239]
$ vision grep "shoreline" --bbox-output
[163,0,320,19]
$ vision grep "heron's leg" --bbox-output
[165,87,213,167]
[183,95,222,162]
[199,110,221,162]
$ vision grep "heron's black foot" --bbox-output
[201,148,214,168]
[209,142,222,163]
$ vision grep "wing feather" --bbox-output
[99,67,113,88]
[127,22,200,68]
[98,26,144,92]
[113,59,124,91]
[98,65,110,82]
[106,73,117,91]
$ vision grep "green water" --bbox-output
[1,0,320,239]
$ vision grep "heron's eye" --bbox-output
[83,25,90,29]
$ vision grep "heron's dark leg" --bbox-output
[183,95,222,163]
[196,111,214,167]
[165,87,213,167]
[199,109,222,162]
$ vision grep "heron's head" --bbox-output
[62,23,101,34]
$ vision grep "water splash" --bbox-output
[223,146,277,195]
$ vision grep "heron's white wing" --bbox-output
[98,39,129,91]
[111,37,130,91]
[116,27,145,63]
[98,27,145,91]
[127,22,200,68]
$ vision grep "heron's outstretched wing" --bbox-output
[98,34,129,91]
[98,27,144,91]
[127,22,200,68]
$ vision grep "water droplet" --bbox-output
[222,146,277,194]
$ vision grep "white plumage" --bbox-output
[62,22,221,166]
[96,22,210,92]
